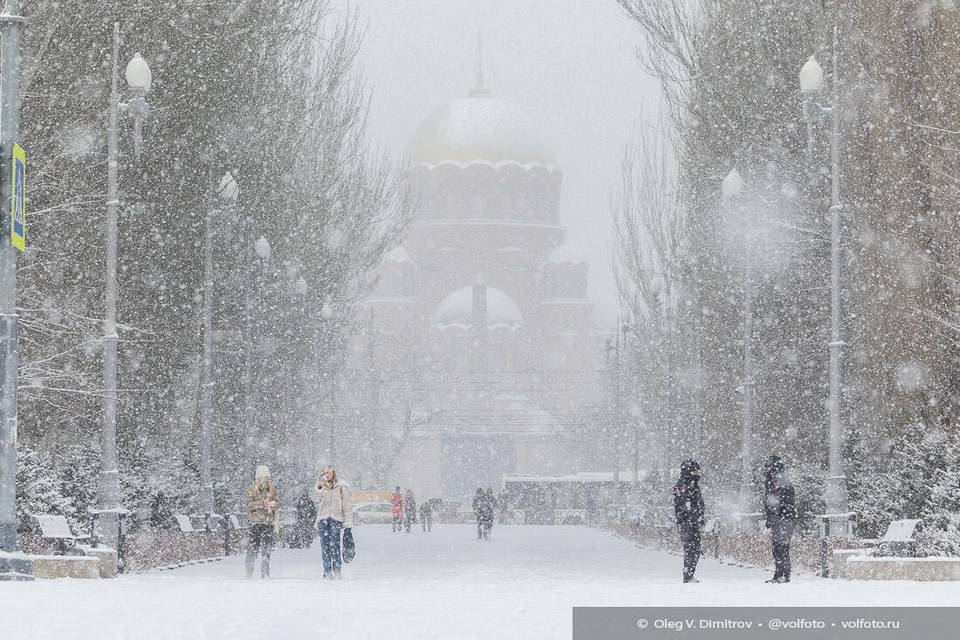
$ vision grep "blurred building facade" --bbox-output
[341,78,606,500]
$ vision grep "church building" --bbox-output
[342,74,606,500]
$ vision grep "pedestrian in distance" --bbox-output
[311,465,353,579]
[483,487,496,536]
[673,459,705,583]
[472,488,485,539]
[292,488,318,549]
[244,465,280,578]
[473,488,493,539]
[404,489,417,533]
[763,455,798,583]
[420,499,434,532]
[391,486,405,533]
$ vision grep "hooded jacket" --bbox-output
[763,456,797,527]
[673,459,705,528]
[244,478,280,526]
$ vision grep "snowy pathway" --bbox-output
[3,524,958,639]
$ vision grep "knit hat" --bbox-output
[679,459,701,479]
[766,455,785,475]
[255,465,271,480]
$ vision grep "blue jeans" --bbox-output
[317,518,343,575]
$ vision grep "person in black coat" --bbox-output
[673,459,705,583]
[763,455,798,583]
[292,489,318,548]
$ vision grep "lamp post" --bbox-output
[198,172,238,523]
[800,26,850,526]
[721,167,755,511]
[96,23,152,547]
[319,297,337,465]
[0,0,34,581]
[281,274,308,483]
[243,236,271,467]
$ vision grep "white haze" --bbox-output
[331,0,661,326]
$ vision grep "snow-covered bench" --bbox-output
[173,514,199,534]
[30,514,90,555]
[877,518,922,556]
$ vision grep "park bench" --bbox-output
[877,518,922,556]
[30,514,90,555]
[173,513,199,534]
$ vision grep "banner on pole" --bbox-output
[10,143,25,251]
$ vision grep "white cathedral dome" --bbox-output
[410,92,554,165]
[434,286,524,329]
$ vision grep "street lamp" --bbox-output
[317,297,338,465]
[292,276,308,297]
[628,402,641,487]
[198,172,238,525]
[0,0,33,581]
[124,52,151,162]
[721,167,755,511]
[96,23,152,548]
[800,26,850,529]
[243,235,271,467]
[283,275,309,473]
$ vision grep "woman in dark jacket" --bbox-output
[763,455,798,583]
[293,489,318,548]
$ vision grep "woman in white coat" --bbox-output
[311,465,353,578]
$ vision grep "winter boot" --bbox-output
[261,554,271,578]
[245,552,255,578]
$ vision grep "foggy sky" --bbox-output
[331,0,660,326]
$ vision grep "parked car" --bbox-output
[352,501,394,525]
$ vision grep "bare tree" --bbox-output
[613,121,693,475]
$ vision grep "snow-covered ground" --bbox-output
[3,524,958,639]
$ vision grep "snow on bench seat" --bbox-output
[881,519,921,542]
[173,514,197,533]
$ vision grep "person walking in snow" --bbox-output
[391,486,405,533]
[673,459,705,583]
[472,488,485,539]
[293,488,318,549]
[404,489,417,533]
[419,499,434,532]
[763,455,798,583]
[244,465,280,578]
[311,465,353,579]
[473,488,493,539]
[483,487,496,536]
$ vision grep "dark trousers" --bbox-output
[679,524,701,580]
[246,524,274,577]
[318,517,343,576]
[477,518,491,539]
[771,521,795,579]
